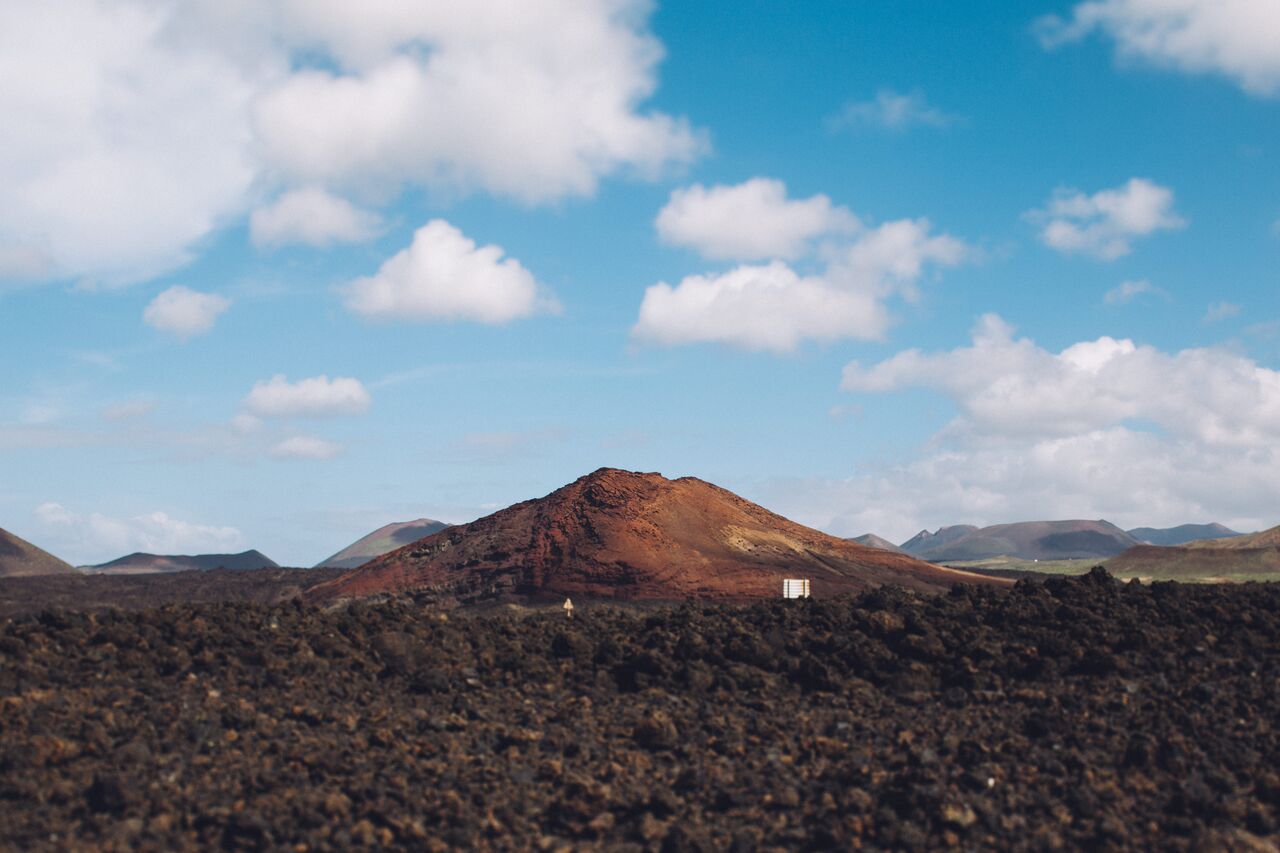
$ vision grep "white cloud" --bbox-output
[745,313,1280,541]
[0,2,266,286]
[1038,0,1280,97]
[143,285,231,338]
[272,435,342,459]
[244,375,371,418]
[1204,300,1241,322]
[345,219,559,324]
[633,262,887,352]
[0,1,700,284]
[842,313,1280,447]
[655,178,858,261]
[754,429,1279,545]
[1029,178,1185,260]
[826,89,955,132]
[249,187,381,247]
[634,217,969,352]
[1103,278,1166,304]
[34,501,246,564]
[252,3,704,205]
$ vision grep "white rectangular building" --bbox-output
[782,578,811,599]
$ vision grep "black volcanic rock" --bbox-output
[84,549,278,574]
[2,571,1279,849]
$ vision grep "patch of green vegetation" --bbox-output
[942,557,1099,576]
[946,555,1280,584]
[1109,571,1280,585]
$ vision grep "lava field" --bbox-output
[1,569,1278,850]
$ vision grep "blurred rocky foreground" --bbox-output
[1,568,1278,850]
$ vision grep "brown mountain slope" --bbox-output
[310,468,1005,604]
[1183,524,1280,550]
[0,528,76,577]
[1106,523,1280,581]
[1106,544,1280,580]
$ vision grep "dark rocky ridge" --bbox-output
[84,550,279,575]
[1,569,1278,850]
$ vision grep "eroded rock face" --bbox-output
[2,570,1279,849]
[311,468,1002,604]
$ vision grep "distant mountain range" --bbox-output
[1181,525,1279,550]
[83,550,278,575]
[899,525,979,556]
[1126,523,1240,546]
[1107,523,1280,579]
[0,527,76,577]
[900,521,1139,562]
[314,518,450,569]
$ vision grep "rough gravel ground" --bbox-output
[1,568,1278,851]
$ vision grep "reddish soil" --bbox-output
[311,468,1002,604]
[1,569,1278,850]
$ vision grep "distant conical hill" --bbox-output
[310,468,1005,604]
[0,527,77,577]
[850,534,906,554]
[315,519,450,570]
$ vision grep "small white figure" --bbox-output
[563,597,574,618]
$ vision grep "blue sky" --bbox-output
[2,1,1278,565]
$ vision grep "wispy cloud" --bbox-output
[1203,301,1241,323]
[143,286,231,339]
[1027,178,1185,260]
[826,89,957,132]
[1103,279,1168,305]
[272,435,343,460]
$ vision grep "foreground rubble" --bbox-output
[1,568,1277,850]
